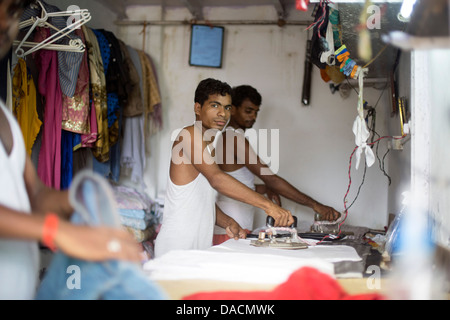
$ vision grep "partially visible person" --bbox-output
[154,78,294,258]
[213,85,340,244]
[0,0,143,300]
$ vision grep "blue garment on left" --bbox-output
[36,253,165,300]
[36,170,166,300]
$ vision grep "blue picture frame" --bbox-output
[189,24,224,68]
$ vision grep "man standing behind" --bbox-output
[213,85,340,244]
[154,79,294,258]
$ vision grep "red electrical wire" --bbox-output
[306,0,330,37]
[316,134,406,244]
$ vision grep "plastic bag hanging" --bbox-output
[352,67,375,170]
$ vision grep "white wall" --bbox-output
[114,5,394,230]
[427,49,450,247]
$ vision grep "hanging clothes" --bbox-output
[145,52,163,135]
[118,40,143,117]
[82,25,109,163]
[0,49,12,103]
[137,50,161,132]
[92,29,121,147]
[121,115,146,188]
[100,31,129,183]
[100,29,128,120]
[78,100,97,148]
[12,58,42,156]
[20,0,83,98]
[91,29,120,182]
[127,46,144,106]
[60,28,90,189]
[137,50,162,155]
[61,28,90,134]
[60,130,75,190]
[33,27,62,189]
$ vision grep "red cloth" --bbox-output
[212,234,230,246]
[212,229,251,246]
[34,28,62,190]
[183,267,385,300]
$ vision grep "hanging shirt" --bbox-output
[12,58,42,156]
[0,100,40,300]
[95,29,124,148]
[61,28,90,134]
[34,27,62,190]
[119,41,143,117]
[137,50,162,143]
[82,26,109,163]
[120,115,146,188]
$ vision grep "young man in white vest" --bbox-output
[154,78,294,257]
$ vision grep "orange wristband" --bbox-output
[42,213,59,252]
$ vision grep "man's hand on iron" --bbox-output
[315,204,341,221]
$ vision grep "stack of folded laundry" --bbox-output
[111,185,159,259]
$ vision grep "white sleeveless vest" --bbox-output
[154,131,217,258]
[0,101,39,299]
[214,166,256,234]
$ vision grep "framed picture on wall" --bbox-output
[189,24,224,68]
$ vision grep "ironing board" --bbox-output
[143,239,363,284]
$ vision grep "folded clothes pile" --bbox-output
[111,185,160,259]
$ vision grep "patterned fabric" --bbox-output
[78,100,98,148]
[82,26,109,162]
[93,29,122,148]
[61,28,90,134]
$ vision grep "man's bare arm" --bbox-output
[233,132,340,221]
[181,125,294,227]
[215,204,246,240]
[23,156,73,220]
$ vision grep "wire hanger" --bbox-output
[13,0,91,58]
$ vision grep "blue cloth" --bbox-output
[36,171,166,300]
[119,209,149,220]
[91,29,121,182]
[36,253,165,300]
[61,131,79,190]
